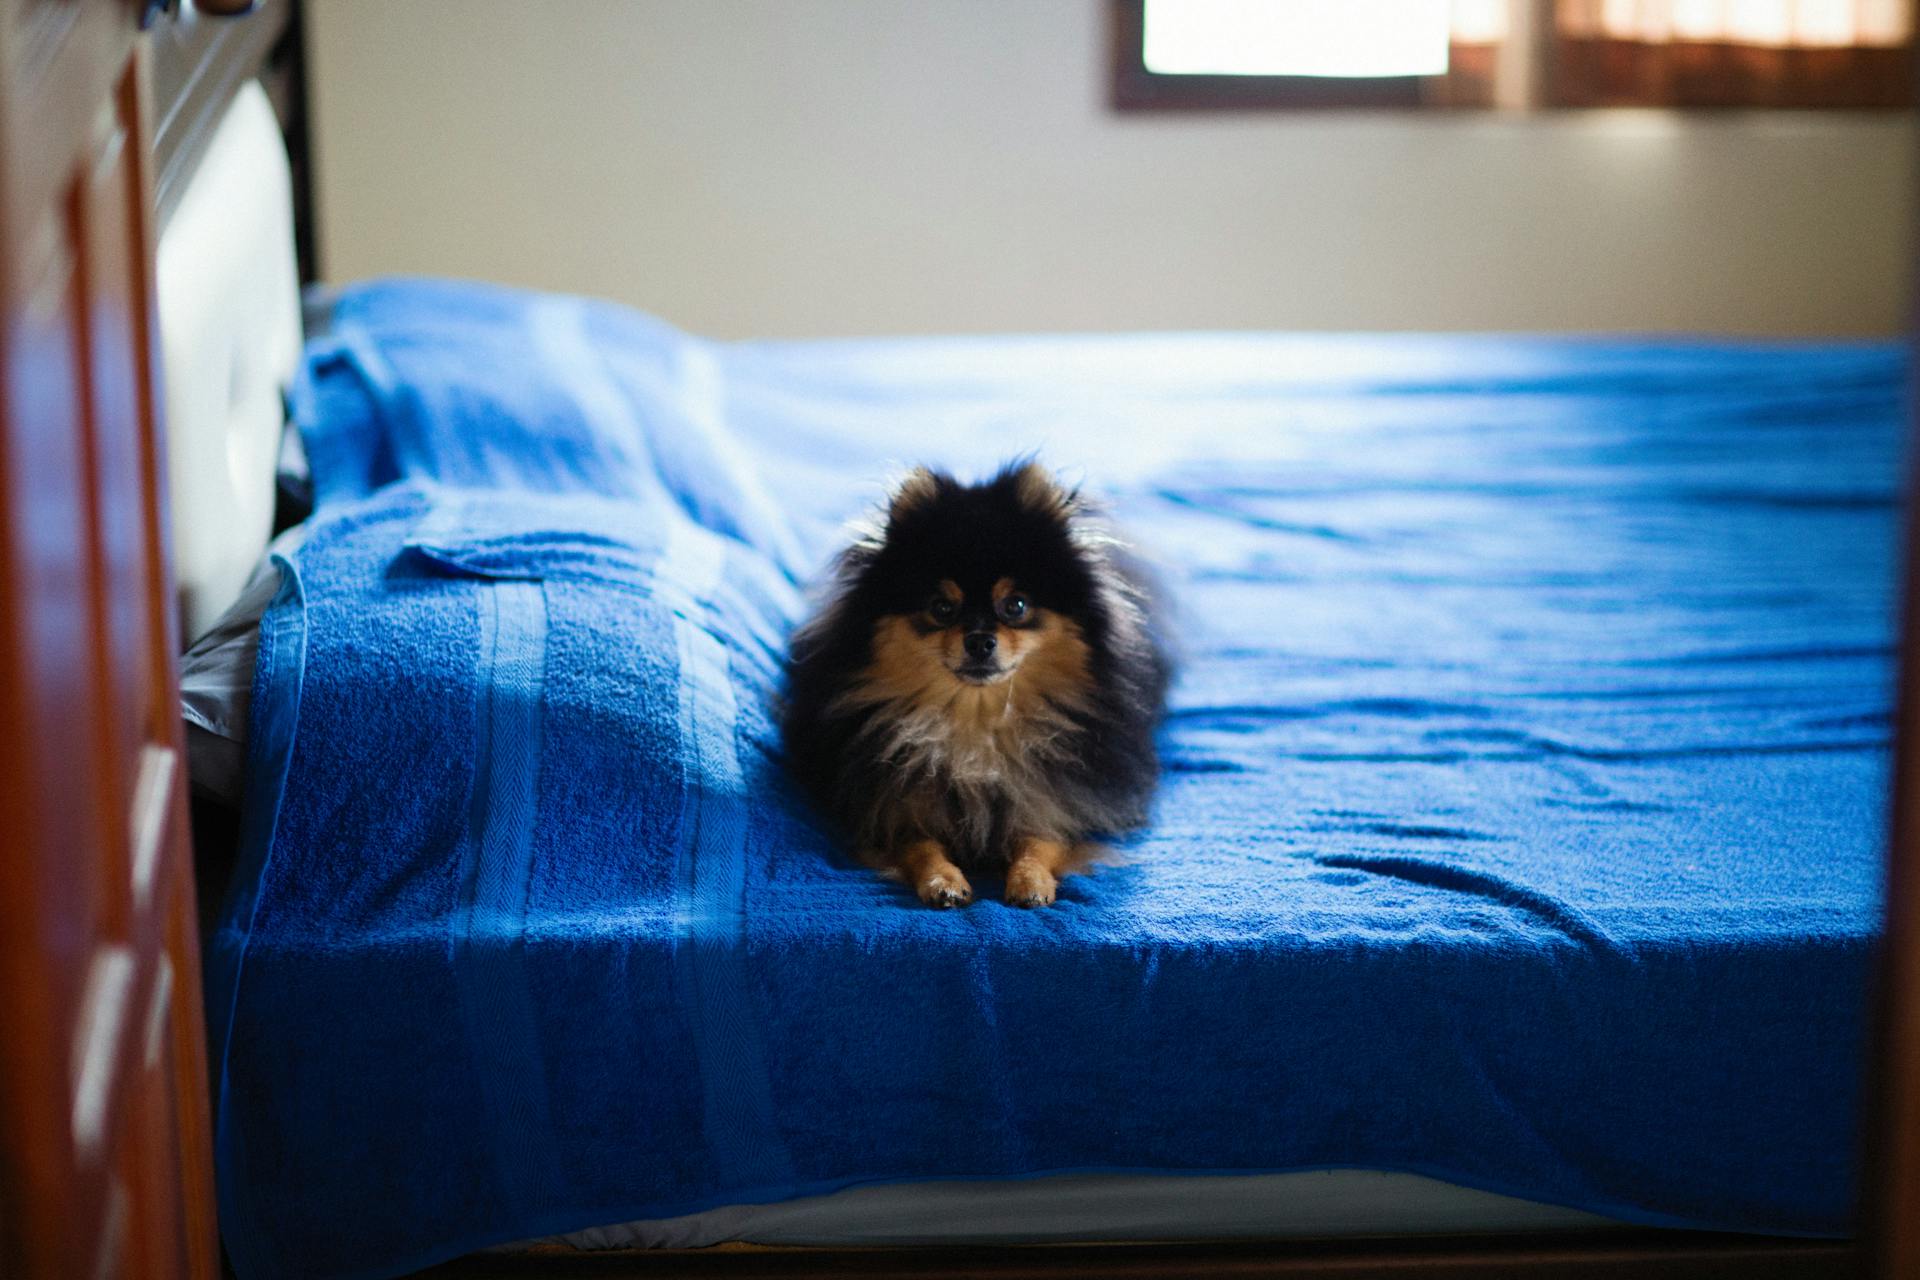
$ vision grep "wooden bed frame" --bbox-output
[0,3,1913,1276]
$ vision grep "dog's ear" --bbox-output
[1006,459,1078,521]
[886,466,945,526]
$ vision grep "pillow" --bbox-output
[291,277,805,575]
[186,275,812,808]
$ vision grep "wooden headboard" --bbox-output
[0,3,296,1276]
[149,0,312,279]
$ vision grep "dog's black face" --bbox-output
[859,466,1103,691]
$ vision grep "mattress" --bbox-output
[208,280,1898,1279]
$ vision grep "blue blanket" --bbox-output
[211,279,1900,1279]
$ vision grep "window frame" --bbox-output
[1108,0,1496,110]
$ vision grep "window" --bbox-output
[1111,0,1914,110]
[1113,0,1506,107]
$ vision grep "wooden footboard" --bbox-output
[0,3,215,1276]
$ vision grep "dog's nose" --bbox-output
[964,632,997,661]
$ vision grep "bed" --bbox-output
[4,3,1919,1279]
[182,274,1896,1279]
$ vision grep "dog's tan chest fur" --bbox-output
[837,613,1094,849]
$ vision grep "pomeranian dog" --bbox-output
[783,460,1170,908]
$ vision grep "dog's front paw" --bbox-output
[1004,861,1057,908]
[917,870,973,909]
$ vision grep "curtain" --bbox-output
[1554,0,1914,104]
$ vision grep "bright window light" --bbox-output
[1142,0,1454,78]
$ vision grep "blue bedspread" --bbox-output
[211,279,1900,1279]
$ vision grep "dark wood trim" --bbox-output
[1107,0,1494,112]
[270,0,318,285]
[409,1232,1863,1279]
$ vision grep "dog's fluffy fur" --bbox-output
[782,460,1171,908]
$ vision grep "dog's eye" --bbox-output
[996,593,1031,624]
[927,596,958,625]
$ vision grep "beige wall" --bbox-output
[306,0,1914,339]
